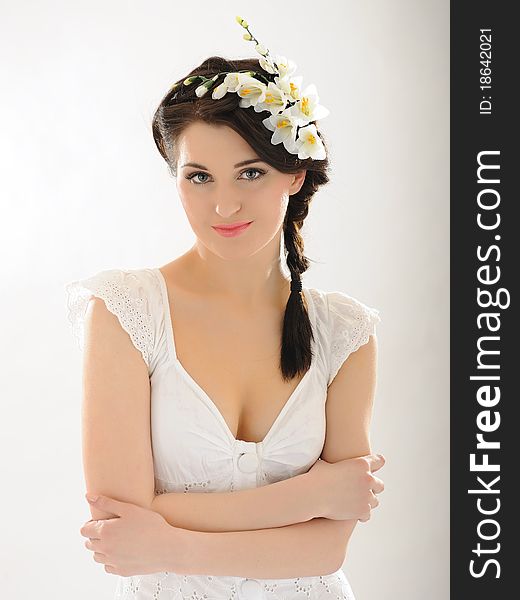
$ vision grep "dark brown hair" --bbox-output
[151,56,331,382]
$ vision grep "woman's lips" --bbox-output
[212,221,253,237]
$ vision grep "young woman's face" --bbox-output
[175,121,306,261]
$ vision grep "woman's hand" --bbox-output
[79,494,188,577]
[308,454,386,522]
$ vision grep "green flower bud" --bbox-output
[243,33,252,41]
[235,16,248,28]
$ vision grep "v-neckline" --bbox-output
[152,267,317,446]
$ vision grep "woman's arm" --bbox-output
[81,297,156,524]
[151,470,322,532]
[171,517,350,579]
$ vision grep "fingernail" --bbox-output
[86,494,98,503]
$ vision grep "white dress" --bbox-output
[65,267,381,600]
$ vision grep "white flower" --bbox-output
[288,83,330,125]
[259,56,278,75]
[273,55,297,79]
[294,124,326,160]
[195,84,210,97]
[224,72,244,92]
[211,81,228,99]
[253,82,288,115]
[236,75,267,108]
[262,110,299,153]
[211,72,244,99]
[275,74,304,101]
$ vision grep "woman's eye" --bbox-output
[186,172,210,184]
[240,168,265,181]
[185,168,266,185]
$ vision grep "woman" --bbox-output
[65,16,386,600]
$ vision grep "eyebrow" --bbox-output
[180,158,265,170]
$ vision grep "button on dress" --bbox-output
[65,267,381,600]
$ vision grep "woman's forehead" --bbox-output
[177,123,260,169]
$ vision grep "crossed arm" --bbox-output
[82,297,378,578]
[149,473,355,577]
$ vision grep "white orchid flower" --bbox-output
[211,81,228,99]
[253,82,288,115]
[288,83,330,125]
[294,123,326,160]
[224,72,245,92]
[211,72,244,99]
[259,56,278,75]
[236,75,267,108]
[262,110,300,153]
[275,74,304,101]
[273,55,297,79]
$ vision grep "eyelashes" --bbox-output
[185,167,267,186]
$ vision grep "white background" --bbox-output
[0,0,449,598]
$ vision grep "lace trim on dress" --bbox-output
[155,479,212,495]
[327,292,381,386]
[115,572,355,600]
[64,270,154,369]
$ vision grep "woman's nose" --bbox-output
[215,196,243,218]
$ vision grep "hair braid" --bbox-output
[280,201,315,381]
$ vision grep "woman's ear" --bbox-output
[289,170,307,196]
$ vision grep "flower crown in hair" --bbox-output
[173,16,330,161]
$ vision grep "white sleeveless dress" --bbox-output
[65,267,381,600]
